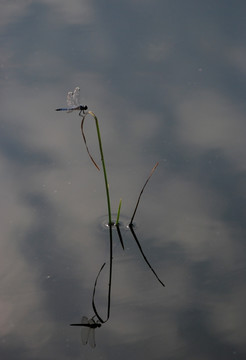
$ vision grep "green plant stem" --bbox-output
[88,111,112,226]
[115,198,122,225]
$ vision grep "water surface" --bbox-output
[1,1,246,359]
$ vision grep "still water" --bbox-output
[1,1,246,359]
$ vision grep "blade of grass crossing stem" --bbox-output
[130,162,159,225]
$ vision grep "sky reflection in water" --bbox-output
[1,1,246,359]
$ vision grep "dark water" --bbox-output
[1,1,246,359]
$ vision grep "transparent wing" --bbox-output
[67,91,74,107]
[88,328,96,348]
[88,319,96,348]
[72,87,81,107]
[81,316,90,346]
[65,87,81,112]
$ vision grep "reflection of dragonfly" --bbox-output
[70,316,101,348]
[56,87,88,116]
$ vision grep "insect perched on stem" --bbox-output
[56,87,88,116]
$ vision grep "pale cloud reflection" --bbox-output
[210,289,246,348]
[145,40,172,62]
[0,0,94,29]
[0,189,54,349]
[127,110,160,141]
[43,0,94,25]
[0,0,29,28]
[175,89,246,170]
[228,46,246,75]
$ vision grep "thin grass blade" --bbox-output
[130,162,159,225]
[81,115,100,171]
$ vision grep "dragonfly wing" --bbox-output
[88,319,96,348]
[81,316,90,345]
[82,316,89,324]
[88,328,96,348]
[67,91,74,107]
[72,87,81,107]
[81,327,90,346]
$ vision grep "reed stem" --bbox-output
[87,111,112,226]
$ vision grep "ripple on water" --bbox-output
[98,214,136,231]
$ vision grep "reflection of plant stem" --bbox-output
[115,199,124,249]
[129,224,165,287]
[92,262,106,323]
[81,111,112,226]
[92,224,113,323]
[130,162,159,225]
[116,223,124,250]
[115,198,122,225]
[108,224,113,320]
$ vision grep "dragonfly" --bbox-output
[56,87,88,116]
[70,316,101,348]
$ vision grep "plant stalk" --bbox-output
[88,111,112,226]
